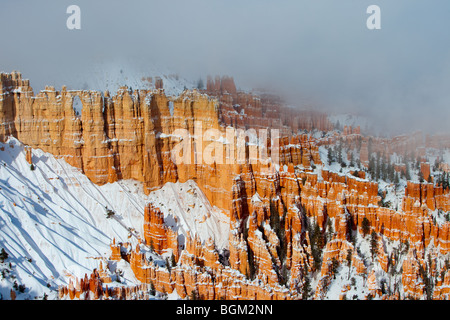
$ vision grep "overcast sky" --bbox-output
[1,0,450,136]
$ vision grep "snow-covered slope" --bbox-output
[0,137,228,300]
[67,58,198,97]
[149,180,230,250]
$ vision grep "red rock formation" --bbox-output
[25,146,32,165]
[433,266,450,299]
[377,237,389,273]
[109,238,124,261]
[143,204,179,259]
[421,162,431,182]
[154,77,163,90]
[228,231,250,276]
[402,245,426,299]
[206,75,237,96]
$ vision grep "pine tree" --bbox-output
[386,162,392,182]
[161,286,168,300]
[375,153,381,181]
[394,171,400,185]
[190,288,200,300]
[197,78,204,90]
[105,206,115,218]
[326,218,334,242]
[434,157,441,171]
[348,216,356,245]
[0,248,8,262]
[405,163,411,181]
[149,281,156,296]
[247,246,257,280]
[361,217,370,238]
[315,222,325,249]
[270,200,287,263]
[418,170,424,183]
[446,173,450,190]
[331,257,339,279]
[269,200,280,233]
[381,157,387,181]
[346,249,352,279]
[171,253,177,267]
[370,231,378,261]
[337,144,343,164]
[308,219,324,270]
[327,148,334,164]
[302,270,312,300]
[368,156,376,179]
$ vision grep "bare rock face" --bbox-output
[228,231,250,276]
[109,238,122,261]
[421,162,431,182]
[143,204,179,259]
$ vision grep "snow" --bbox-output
[147,180,230,250]
[0,137,228,299]
[167,288,181,300]
[328,113,372,133]
[66,58,198,98]
[0,138,146,299]
[440,149,450,169]
[72,96,82,116]
[322,265,368,300]
[168,101,174,116]
[251,192,262,204]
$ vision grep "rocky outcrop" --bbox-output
[143,204,179,259]
[205,75,333,134]
[206,75,237,96]
[402,245,426,299]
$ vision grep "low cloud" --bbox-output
[1,0,449,136]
